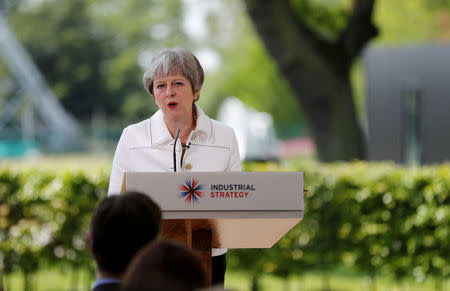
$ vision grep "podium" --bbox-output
[121,171,304,286]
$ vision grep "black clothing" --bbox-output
[93,282,121,291]
[212,253,226,286]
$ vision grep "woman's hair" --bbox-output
[143,47,204,99]
[121,240,207,291]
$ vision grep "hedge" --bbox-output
[235,161,449,285]
[0,161,449,287]
[0,166,109,288]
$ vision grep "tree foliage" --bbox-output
[243,0,450,160]
[289,0,352,40]
[1,0,449,141]
[243,0,377,161]
[2,0,188,122]
[199,1,306,138]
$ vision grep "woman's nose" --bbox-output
[165,85,175,97]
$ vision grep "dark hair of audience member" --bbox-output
[90,191,161,275]
[121,240,207,291]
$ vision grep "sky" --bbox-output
[182,0,223,71]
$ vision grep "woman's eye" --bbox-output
[155,84,165,89]
[175,82,184,86]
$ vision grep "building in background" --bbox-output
[217,97,280,162]
[365,44,450,165]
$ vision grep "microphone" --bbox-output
[173,128,180,172]
[184,141,191,149]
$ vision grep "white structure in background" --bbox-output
[0,12,81,153]
[217,97,280,161]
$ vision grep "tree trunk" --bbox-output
[251,274,259,291]
[434,277,443,291]
[283,277,291,291]
[85,267,96,291]
[322,270,331,291]
[2,274,8,291]
[23,272,32,291]
[244,0,377,161]
[370,271,377,291]
[0,270,3,291]
[70,268,79,291]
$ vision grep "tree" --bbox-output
[243,0,378,161]
[7,0,115,119]
[3,0,188,122]
[185,0,306,139]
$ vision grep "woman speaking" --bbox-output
[108,47,241,285]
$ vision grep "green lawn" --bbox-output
[226,270,447,291]
[3,268,94,291]
[3,268,448,291]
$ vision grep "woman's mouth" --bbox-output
[168,102,178,109]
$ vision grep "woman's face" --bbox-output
[153,70,199,124]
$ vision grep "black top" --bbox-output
[93,282,121,291]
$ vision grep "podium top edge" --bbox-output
[124,171,304,174]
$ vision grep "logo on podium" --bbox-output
[179,178,204,204]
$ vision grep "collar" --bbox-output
[92,278,121,289]
[148,104,212,145]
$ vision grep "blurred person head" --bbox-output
[121,240,207,291]
[142,47,204,128]
[87,191,161,278]
[197,287,235,291]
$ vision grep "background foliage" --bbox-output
[1,0,450,140]
[236,161,450,288]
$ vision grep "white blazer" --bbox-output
[108,105,242,256]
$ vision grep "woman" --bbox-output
[108,47,241,285]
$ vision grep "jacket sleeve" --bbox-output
[108,129,129,195]
[225,130,242,172]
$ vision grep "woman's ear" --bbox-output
[86,231,93,255]
[194,89,199,101]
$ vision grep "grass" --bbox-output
[226,270,447,291]
[3,267,94,291]
[3,267,448,291]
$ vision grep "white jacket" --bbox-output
[108,105,241,256]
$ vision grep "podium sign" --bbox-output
[121,171,303,248]
[121,171,303,285]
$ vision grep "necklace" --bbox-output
[181,107,197,150]
[192,104,198,128]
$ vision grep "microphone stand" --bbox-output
[173,128,180,172]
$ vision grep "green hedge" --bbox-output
[234,161,450,284]
[1,161,449,284]
[0,167,109,279]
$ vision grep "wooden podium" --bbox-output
[121,172,304,286]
